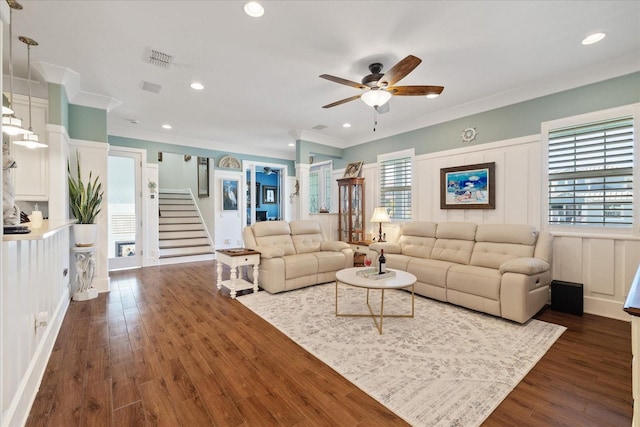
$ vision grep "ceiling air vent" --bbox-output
[140,81,162,94]
[312,124,328,130]
[145,48,174,68]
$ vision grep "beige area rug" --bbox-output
[238,283,565,427]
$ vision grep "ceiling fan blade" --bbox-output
[319,74,368,90]
[377,55,422,88]
[322,94,362,108]
[387,85,445,96]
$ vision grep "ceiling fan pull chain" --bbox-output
[373,107,378,132]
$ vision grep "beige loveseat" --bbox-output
[369,221,553,323]
[242,220,354,294]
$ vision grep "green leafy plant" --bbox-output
[68,156,103,224]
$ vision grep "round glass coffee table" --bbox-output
[335,267,417,334]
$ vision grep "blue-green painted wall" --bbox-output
[69,104,107,142]
[337,72,640,169]
[108,135,296,176]
[47,83,69,129]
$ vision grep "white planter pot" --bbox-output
[73,223,97,247]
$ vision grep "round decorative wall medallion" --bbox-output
[460,127,478,143]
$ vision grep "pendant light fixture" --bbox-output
[2,0,31,136]
[14,36,46,148]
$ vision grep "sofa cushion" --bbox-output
[398,221,438,259]
[252,221,296,255]
[436,222,477,240]
[290,220,325,254]
[406,258,454,288]
[283,253,317,279]
[475,224,537,245]
[447,264,502,300]
[470,224,537,269]
[385,254,413,271]
[470,242,535,269]
[312,251,347,273]
[430,222,477,264]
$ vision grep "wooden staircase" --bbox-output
[158,190,214,264]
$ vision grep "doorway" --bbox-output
[245,161,287,225]
[108,149,143,270]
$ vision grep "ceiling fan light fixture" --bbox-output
[244,1,264,17]
[361,90,392,108]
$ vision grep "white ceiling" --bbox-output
[4,1,640,160]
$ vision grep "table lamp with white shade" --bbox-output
[370,207,391,242]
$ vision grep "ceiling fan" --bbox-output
[319,55,444,110]
[262,167,279,175]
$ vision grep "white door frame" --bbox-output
[108,147,144,271]
[243,160,288,226]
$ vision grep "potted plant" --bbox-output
[68,156,103,246]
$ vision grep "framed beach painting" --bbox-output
[222,179,239,211]
[440,162,495,209]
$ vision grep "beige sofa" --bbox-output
[369,221,553,323]
[242,220,354,294]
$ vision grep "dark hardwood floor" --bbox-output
[25,261,632,426]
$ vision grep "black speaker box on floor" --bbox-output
[550,280,583,315]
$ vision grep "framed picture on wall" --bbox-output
[222,179,239,211]
[343,161,364,178]
[197,157,209,197]
[263,185,277,204]
[440,162,495,209]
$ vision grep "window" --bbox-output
[547,115,634,227]
[309,161,332,213]
[378,149,413,220]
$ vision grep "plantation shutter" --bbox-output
[380,156,412,220]
[548,116,634,227]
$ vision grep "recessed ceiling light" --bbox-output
[342,123,351,128]
[190,82,204,90]
[426,94,439,99]
[162,124,172,129]
[288,143,295,147]
[582,32,606,45]
[244,1,264,17]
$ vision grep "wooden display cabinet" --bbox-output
[337,177,365,243]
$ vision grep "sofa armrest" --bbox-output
[368,242,401,254]
[255,246,285,259]
[320,240,350,252]
[500,257,550,275]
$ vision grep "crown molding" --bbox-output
[32,61,121,112]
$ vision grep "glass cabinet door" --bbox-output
[337,177,364,243]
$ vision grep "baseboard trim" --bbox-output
[584,296,632,322]
[3,292,70,427]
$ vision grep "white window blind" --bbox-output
[380,156,412,220]
[548,116,634,227]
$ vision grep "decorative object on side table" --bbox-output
[370,206,390,242]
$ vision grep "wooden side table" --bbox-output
[216,248,261,299]
[349,241,374,267]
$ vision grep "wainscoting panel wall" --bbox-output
[412,135,637,321]
[1,226,71,427]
